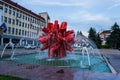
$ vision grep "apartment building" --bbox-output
[0,0,46,47]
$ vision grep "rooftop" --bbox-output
[2,0,45,21]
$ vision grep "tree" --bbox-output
[79,31,83,35]
[88,27,102,48]
[77,30,83,35]
[96,33,102,48]
[106,22,120,48]
[88,27,97,42]
[77,30,79,35]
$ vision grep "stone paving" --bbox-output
[0,61,120,80]
[100,49,120,73]
[0,49,120,80]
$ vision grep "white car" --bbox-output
[24,44,31,49]
[31,45,36,49]
[24,44,36,49]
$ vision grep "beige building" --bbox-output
[39,12,50,27]
[100,30,111,45]
[0,0,46,47]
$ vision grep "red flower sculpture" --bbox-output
[39,20,74,58]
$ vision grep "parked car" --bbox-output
[31,45,36,49]
[24,44,31,49]
[24,44,36,49]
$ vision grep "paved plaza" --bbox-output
[0,49,120,80]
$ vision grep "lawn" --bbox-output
[0,75,29,80]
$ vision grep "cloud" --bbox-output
[17,0,94,8]
[68,11,111,24]
[64,10,113,36]
[107,0,120,10]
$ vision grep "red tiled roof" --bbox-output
[2,0,45,21]
[100,30,111,35]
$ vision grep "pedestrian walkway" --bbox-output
[0,61,120,80]
[100,49,120,73]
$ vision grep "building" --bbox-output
[99,30,111,45]
[39,12,50,27]
[0,0,46,47]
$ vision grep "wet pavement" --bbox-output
[0,49,120,80]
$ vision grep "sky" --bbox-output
[12,0,120,36]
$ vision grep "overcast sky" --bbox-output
[12,0,120,36]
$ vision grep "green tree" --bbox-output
[106,22,120,48]
[88,27,97,42]
[79,31,83,35]
[77,30,79,35]
[96,33,102,48]
[88,27,102,48]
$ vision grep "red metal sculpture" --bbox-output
[39,20,74,58]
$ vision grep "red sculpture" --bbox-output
[39,20,74,58]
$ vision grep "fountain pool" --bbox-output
[0,21,113,73]
[2,52,111,73]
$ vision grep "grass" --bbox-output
[0,75,29,80]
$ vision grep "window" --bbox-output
[16,19,19,25]
[16,12,19,17]
[4,16,7,23]
[19,21,21,26]
[9,9,11,14]
[8,18,11,24]
[28,17,29,21]
[5,7,7,13]
[35,26,36,30]
[25,31,26,36]
[28,31,29,37]
[33,25,34,30]
[16,28,18,35]
[28,24,29,28]
[19,13,22,18]
[12,19,15,25]
[26,16,27,20]
[22,22,24,27]
[23,15,24,19]
[25,23,27,28]
[22,30,24,35]
[33,19,34,23]
[13,10,15,16]
[30,24,32,29]
[35,19,37,24]
[8,27,11,34]
[19,29,21,35]
[12,28,14,35]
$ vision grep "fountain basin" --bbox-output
[1,52,112,73]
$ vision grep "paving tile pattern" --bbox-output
[0,61,120,80]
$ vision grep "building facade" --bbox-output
[100,30,111,45]
[39,12,50,27]
[0,0,46,47]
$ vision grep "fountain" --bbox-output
[10,38,25,59]
[1,41,14,58]
[0,38,25,59]
[1,20,112,73]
